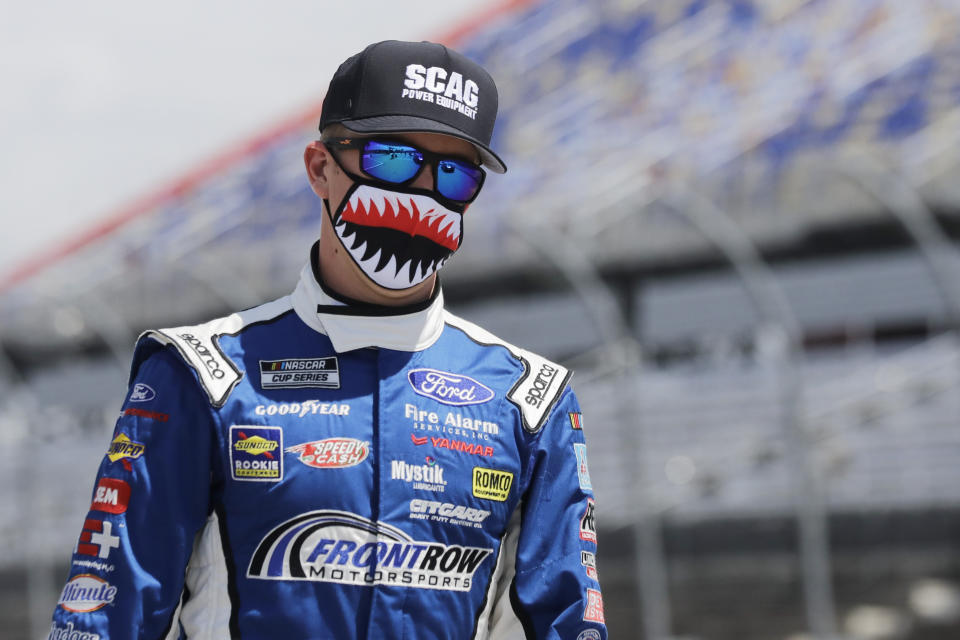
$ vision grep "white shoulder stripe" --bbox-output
[444,312,571,433]
[142,295,293,407]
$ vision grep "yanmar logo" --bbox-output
[247,510,492,592]
[407,369,494,406]
[402,64,479,120]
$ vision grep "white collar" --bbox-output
[290,258,446,353]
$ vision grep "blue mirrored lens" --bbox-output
[361,141,422,183]
[437,160,483,202]
[360,140,483,203]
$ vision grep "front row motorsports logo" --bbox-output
[247,510,491,592]
[407,368,494,406]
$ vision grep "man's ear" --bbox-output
[304,141,331,199]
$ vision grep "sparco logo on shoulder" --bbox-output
[178,333,225,379]
[407,369,494,406]
[525,363,558,409]
[248,510,492,592]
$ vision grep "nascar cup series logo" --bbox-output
[407,368,494,406]
[248,510,492,592]
[259,357,340,389]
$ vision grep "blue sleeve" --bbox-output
[511,387,607,640]
[50,345,218,639]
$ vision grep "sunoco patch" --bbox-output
[259,357,340,389]
[230,426,283,481]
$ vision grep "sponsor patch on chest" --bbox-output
[407,368,494,406]
[287,438,369,469]
[230,426,283,481]
[259,357,340,389]
[247,510,492,592]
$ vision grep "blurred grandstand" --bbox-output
[4,0,960,638]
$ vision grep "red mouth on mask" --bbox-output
[339,188,461,252]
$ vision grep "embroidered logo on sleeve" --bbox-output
[580,499,597,543]
[91,478,131,514]
[583,588,605,624]
[569,412,583,430]
[574,443,593,492]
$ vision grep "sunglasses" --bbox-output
[323,137,486,205]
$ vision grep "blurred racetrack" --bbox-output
[4,1,960,638]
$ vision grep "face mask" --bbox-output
[325,181,463,290]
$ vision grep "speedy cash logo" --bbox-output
[247,510,492,592]
[407,369,494,406]
[286,438,369,469]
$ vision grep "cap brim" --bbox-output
[335,115,507,174]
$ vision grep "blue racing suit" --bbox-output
[50,248,607,640]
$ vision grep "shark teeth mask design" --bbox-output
[331,184,463,290]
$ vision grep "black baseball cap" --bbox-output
[319,40,507,174]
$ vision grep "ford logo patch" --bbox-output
[407,369,495,406]
[128,383,156,403]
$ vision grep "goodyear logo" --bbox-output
[472,467,513,502]
[106,433,145,463]
[230,426,283,481]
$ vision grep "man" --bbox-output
[50,40,606,640]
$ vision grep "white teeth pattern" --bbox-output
[346,186,462,242]
[335,185,459,289]
[372,191,387,216]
